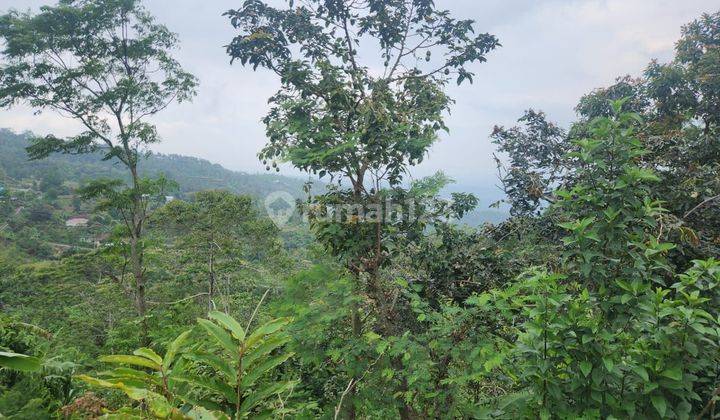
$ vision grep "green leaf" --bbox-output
[197,318,238,356]
[651,395,667,417]
[602,357,614,372]
[76,374,121,389]
[626,167,660,182]
[239,380,296,415]
[174,375,238,403]
[632,365,649,382]
[133,348,163,365]
[243,334,291,368]
[163,329,192,370]
[127,388,174,418]
[185,406,231,420]
[240,352,294,390]
[584,231,601,242]
[99,355,161,371]
[99,367,159,385]
[364,331,381,342]
[185,352,237,384]
[660,366,682,381]
[209,311,246,341]
[0,351,42,372]
[579,361,592,377]
[558,221,576,231]
[244,317,292,349]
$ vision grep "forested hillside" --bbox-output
[0,1,718,419]
[0,129,310,199]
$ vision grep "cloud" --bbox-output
[413,0,717,184]
[0,0,716,186]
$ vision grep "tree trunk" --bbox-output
[129,234,148,346]
[208,246,215,313]
[343,302,362,420]
[129,165,149,346]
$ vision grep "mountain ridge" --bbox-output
[0,129,311,199]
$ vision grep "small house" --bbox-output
[65,216,89,227]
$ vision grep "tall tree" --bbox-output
[0,0,198,344]
[158,190,281,313]
[225,0,497,416]
[493,10,720,258]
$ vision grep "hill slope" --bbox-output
[0,129,309,199]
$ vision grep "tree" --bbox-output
[0,0,198,345]
[491,109,568,216]
[39,168,64,199]
[226,1,498,416]
[158,190,281,313]
[493,10,720,260]
[575,75,649,120]
[499,105,720,418]
[673,11,720,133]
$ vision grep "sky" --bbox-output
[0,0,717,192]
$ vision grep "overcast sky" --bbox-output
[0,0,717,189]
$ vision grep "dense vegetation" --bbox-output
[0,0,718,418]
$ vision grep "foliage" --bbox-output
[2,2,720,419]
[477,105,720,418]
[79,309,296,418]
[226,0,498,271]
[226,3,499,416]
[0,0,197,162]
[0,351,41,373]
[157,190,284,312]
[491,109,569,217]
[0,0,198,345]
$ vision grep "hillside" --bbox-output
[1,2,720,418]
[0,129,507,224]
[0,129,309,199]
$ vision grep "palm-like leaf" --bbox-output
[193,312,295,418]
[80,308,295,418]
[0,351,42,372]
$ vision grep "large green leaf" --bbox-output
[98,367,156,383]
[240,352,294,391]
[209,311,246,341]
[197,318,238,355]
[651,395,667,417]
[76,374,120,388]
[0,351,42,372]
[185,352,237,384]
[97,366,164,392]
[632,365,649,382]
[660,366,683,381]
[243,334,291,368]
[174,375,238,404]
[123,387,174,418]
[238,380,296,416]
[164,329,192,370]
[134,347,163,365]
[173,389,225,412]
[244,318,292,350]
[579,361,592,377]
[100,354,161,371]
[185,406,231,420]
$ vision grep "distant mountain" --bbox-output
[0,129,310,199]
[0,129,508,225]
